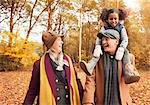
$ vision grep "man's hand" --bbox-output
[115,47,124,60]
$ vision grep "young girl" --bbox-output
[80,8,131,76]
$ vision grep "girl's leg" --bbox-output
[80,37,102,75]
[123,49,140,84]
[80,56,99,75]
[122,49,131,75]
[123,49,130,66]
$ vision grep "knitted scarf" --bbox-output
[39,54,81,105]
[103,53,121,105]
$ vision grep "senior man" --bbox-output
[82,29,132,105]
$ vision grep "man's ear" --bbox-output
[116,40,119,45]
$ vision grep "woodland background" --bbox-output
[0,0,150,104]
[0,0,150,70]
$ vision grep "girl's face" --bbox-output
[107,12,119,27]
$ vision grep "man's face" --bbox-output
[101,36,119,55]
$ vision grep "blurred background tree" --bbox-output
[126,0,150,68]
[0,31,40,71]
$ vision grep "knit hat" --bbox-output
[42,30,64,49]
[97,29,120,40]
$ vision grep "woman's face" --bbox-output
[107,12,119,27]
[51,37,63,53]
[101,36,118,55]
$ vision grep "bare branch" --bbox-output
[51,0,61,12]
[29,0,38,30]
[13,15,22,25]
[13,0,26,26]
[24,7,47,43]
[7,0,10,5]
[31,7,47,30]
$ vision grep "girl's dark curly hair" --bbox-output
[100,8,127,22]
[100,8,108,22]
[105,8,120,21]
[118,8,128,20]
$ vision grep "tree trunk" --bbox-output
[8,1,14,47]
[47,1,51,31]
[58,15,62,33]
[24,0,46,44]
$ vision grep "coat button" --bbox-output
[65,94,69,98]
[57,96,60,101]
[65,86,68,89]
[56,79,59,83]
[56,88,59,91]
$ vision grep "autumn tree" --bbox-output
[24,0,47,43]
[0,0,26,46]
[126,0,150,68]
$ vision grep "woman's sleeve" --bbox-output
[76,74,84,102]
[23,60,40,105]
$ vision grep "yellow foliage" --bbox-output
[0,32,41,69]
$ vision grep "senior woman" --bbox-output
[24,30,83,105]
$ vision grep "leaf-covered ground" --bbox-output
[0,69,150,105]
